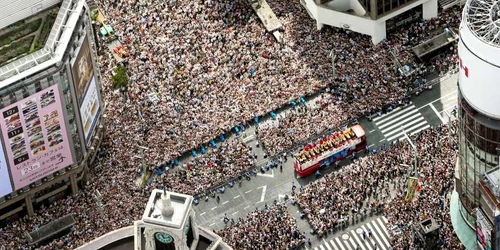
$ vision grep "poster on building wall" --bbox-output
[0,85,74,190]
[495,213,500,250]
[71,35,94,106]
[79,75,100,143]
[71,34,101,144]
[0,139,12,197]
[477,209,493,250]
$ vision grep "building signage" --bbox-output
[477,209,493,250]
[71,34,101,144]
[0,85,74,190]
[459,58,469,78]
[0,139,12,197]
[79,76,100,143]
[495,213,500,250]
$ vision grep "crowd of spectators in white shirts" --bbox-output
[296,124,463,249]
[0,0,466,249]
[218,204,305,250]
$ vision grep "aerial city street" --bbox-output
[0,0,498,249]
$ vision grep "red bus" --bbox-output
[293,125,367,177]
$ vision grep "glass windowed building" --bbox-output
[455,0,500,231]
[0,0,104,225]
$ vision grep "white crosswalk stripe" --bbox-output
[373,102,430,142]
[313,217,390,250]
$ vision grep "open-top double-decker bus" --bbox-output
[293,125,367,177]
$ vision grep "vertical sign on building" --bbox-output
[495,213,500,250]
[71,34,101,145]
[477,208,493,250]
[0,85,74,190]
[0,139,12,197]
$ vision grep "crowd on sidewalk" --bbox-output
[296,124,463,249]
[218,203,305,250]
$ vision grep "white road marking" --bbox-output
[232,211,239,216]
[244,206,251,209]
[376,108,419,130]
[350,230,366,250]
[209,223,215,227]
[222,201,229,205]
[386,122,429,142]
[211,206,217,210]
[383,117,425,137]
[199,212,206,216]
[330,239,340,250]
[368,144,374,148]
[256,185,267,203]
[323,238,332,250]
[419,90,458,110]
[257,169,274,178]
[234,195,240,199]
[429,103,446,124]
[379,139,386,142]
[245,190,252,194]
[369,129,376,133]
[379,113,422,134]
[372,106,403,121]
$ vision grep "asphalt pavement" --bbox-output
[188,72,459,249]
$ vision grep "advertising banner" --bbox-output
[0,140,12,197]
[477,208,493,250]
[79,75,100,143]
[0,85,74,190]
[405,177,419,202]
[71,35,101,144]
[495,213,500,250]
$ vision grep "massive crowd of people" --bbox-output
[218,204,305,250]
[296,124,463,249]
[0,0,467,248]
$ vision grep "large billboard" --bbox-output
[71,34,101,144]
[0,85,74,190]
[0,140,12,197]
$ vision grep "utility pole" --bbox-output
[402,127,417,177]
[329,49,337,77]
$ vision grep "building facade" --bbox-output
[300,0,438,44]
[455,0,500,233]
[0,0,103,225]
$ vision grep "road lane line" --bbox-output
[211,206,217,210]
[234,195,240,199]
[222,201,229,205]
[430,103,446,124]
[199,212,206,216]
[245,190,252,194]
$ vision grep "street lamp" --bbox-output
[402,127,418,177]
[329,49,337,77]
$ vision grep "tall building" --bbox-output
[0,0,103,224]
[455,0,500,245]
[300,0,438,44]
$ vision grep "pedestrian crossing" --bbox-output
[372,102,430,142]
[313,217,390,250]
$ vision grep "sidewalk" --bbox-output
[450,190,477,249]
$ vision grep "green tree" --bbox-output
[111,65,129,89]
[90,9,99,22]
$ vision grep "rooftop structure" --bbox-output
[464,0,500,47]
[77,190,233,250]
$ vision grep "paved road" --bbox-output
[190,73,458,249]
[312,216,390,250]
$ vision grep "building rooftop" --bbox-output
[464,0,500,47]
[0,0,85,88]
[142,189,192,229]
